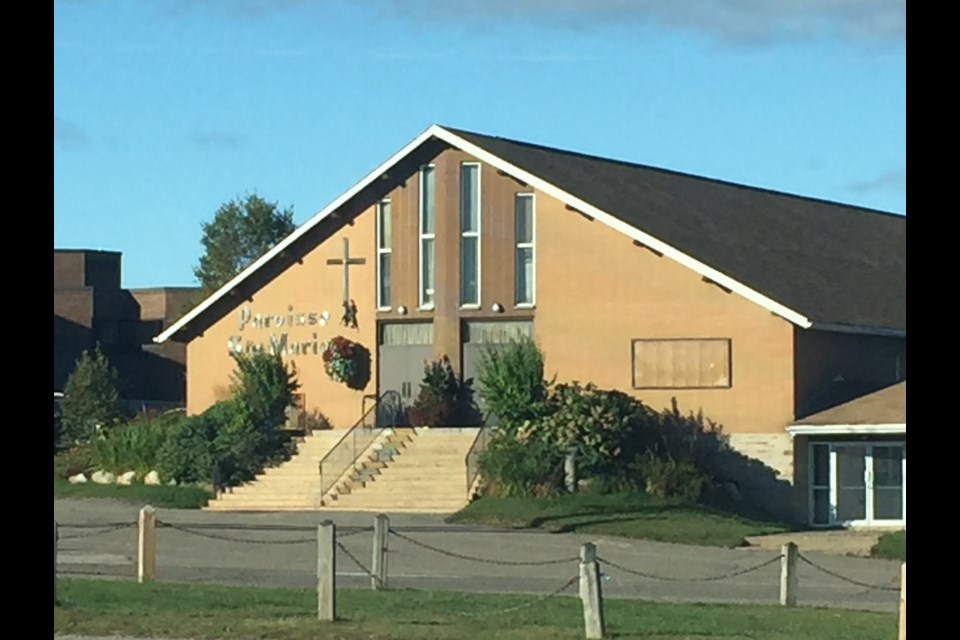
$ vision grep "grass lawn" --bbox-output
[54,478,212,509]
[447,493,791,548]
[871,530,906,561]
[55,579,895,640]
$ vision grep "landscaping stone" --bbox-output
[91,470,116,485]
[144,470,161,485]
[68,473,88,484]
[117,471,136,485]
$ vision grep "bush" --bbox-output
[157,412,219,485]
[476,337,552,428]
[478,435,564,497]
[632,452,708,503]
[407,356,477,426]
[61,346,128,444]
[521,382,658,479]
[54,445,96,479]
[231,350,300,431]
[93,412,176,475]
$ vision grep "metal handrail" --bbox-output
[464,418,493,498]
[318,390,403,499]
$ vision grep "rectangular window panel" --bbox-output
[515,247,534,305]
[421,166,435,234]
[421,237,435,307]
[378,201,391,250]
[460,164,479,232]
[631,339,732,389]
[378,253,391,308]
[516,195,533,243]
[461,235,479,306]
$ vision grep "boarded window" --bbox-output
[380,322,434,346]
[464,321,533,344]
[631,338,731,389]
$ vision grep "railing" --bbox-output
[465,419,494,498]
[318,391,403,500]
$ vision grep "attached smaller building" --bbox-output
[789,381,906,528]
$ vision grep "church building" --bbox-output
[157,125,906,525]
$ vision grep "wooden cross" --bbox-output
[326,237,366,303]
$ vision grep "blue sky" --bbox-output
[54,1,906,289]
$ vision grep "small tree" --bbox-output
[476,336,552,429]
[230,350,300,432]
[61,346,127,444]
[193,193,296,293]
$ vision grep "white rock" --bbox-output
[68,473,87,484]
[144,470,161,486]
[91,470,116,485]
[117,471,136,485]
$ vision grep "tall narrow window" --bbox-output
[515,193,535,306]
[419,165,436,308]
[376,199,392,309]
[460,163,481,307]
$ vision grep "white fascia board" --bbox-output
[154,125,443,344]
[787,424,907,437]
[433,127,813,329]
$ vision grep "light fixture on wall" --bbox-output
[491,302,504,313]
[397,305,408,315]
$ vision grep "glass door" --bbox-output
[809,442,906,527]
[834,445,868,524]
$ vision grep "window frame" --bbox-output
[418,164,436,310]
[514,192,536,308]
[376,199,392,310]
[460,162,482,308]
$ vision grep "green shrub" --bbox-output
[633,452,708,503]
[524,382,658,479]
[61,346,128,444]
[230,350,300,431]
[92,414,173,475]
[478,435,564,497]
[407,356,477,426]
[475,337,552,428]
[157,412,219,485]
[54,445,96,479]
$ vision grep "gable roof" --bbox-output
[157,124,905,343]
[796,380,906,425]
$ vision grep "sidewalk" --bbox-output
[745,530,883,557]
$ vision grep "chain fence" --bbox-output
[390,529,580,567]
[798,553,901,592]
[54,515,904,615]
[597,553,782,583]
[441,575,580,619]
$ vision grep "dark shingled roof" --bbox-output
[446,127,906,331]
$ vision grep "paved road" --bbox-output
[54,498,902,613]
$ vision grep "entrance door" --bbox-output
[810,442,906,527]
[378,322,434,424]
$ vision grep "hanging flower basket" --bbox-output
[321,336,361,385]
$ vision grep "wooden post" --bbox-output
[579,543,606,639]
[54,521,58,606]
[780,542,798,607]
[317,520,336,622]
[137,505,157,584]
[898,562,906,640]
[371,514,389,590]
[564,449,578,493]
